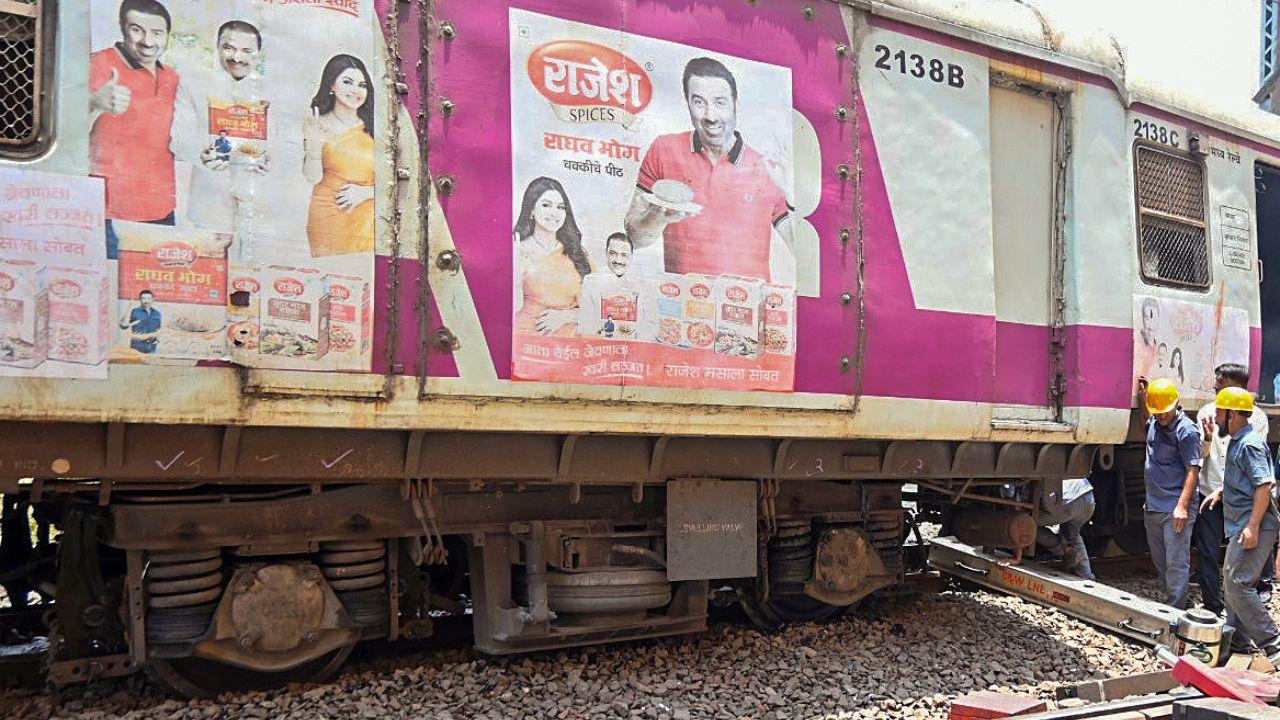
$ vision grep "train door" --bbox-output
[1257,163,1280,403]
[989,83,1066,424]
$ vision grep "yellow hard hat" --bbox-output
[1146,378,1180,414]
[1216,386,1254,413]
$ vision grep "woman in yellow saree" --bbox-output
[304,54,375,258]
[513,176,592,336]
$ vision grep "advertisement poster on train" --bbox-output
[1133,295,1249,400]
[89,0,376,371]
[508,8,798,391]
[0,168,109,379]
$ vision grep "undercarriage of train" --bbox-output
[0,425,1110,697]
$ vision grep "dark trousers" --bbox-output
[1192,493,1275,613]
[105,212,175,259]
[1192,495,1226,613]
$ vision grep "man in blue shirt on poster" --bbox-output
[1209,386,1280,663]
[119,289,161,354]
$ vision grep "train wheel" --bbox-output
[739,589,848,630]
[146,643,355,698]
[1111,524,1150,557]
[739,518,850,630]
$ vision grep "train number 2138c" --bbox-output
[873,44,965,89]
[1133,119,1180,148]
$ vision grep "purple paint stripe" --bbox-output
[1064,324,1133,409]
[994,322,1049,406]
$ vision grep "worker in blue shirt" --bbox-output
[119,289,161,354]
[1036,477,1096,580]
[1138,377,1202,609]
[1208,386,1280,663]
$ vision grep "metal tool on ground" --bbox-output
[1176,609,1230,666]
[930,535,1187,648]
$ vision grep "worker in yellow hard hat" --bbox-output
[1210,385,1280,663]
[1193,364,1274,618]
[1137,376,1202,609]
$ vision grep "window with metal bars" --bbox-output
[0,0,44,152]
[1134,145,1210,289]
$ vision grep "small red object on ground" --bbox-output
[1214,666,1280,703]
[949,690,1048,719]
[1170,654,1270,706]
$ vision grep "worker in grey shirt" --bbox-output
[1139,377,1202,609]
[1194,364,1271,615]
[1210,386,1280,662]
[1037,478,1096,580]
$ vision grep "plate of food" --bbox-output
[643,179,702,215]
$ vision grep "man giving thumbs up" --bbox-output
[90,0,180,258]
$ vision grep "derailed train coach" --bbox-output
[0,0,1276,694]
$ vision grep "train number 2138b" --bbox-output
[873,44,965,89]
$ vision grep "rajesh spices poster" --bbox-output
[88,0,376,372]
[509,8,798,391]
[0,169,109,379]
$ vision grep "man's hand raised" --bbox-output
[91,69,132,115]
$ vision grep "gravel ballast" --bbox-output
[0,566,1212,720]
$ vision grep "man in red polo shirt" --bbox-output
[625,57,792,282]
[89,0,179,259]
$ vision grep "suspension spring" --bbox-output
[146,549,223,609]
[145,549,223,644]
[319,541,388,627]
[767,518,814,593]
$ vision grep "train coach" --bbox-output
[0,0,1275,695]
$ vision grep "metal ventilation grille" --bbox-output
[0,0,41,148]
[1135,146,1209,288]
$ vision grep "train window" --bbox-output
[1134,145,1210,289]
[0,0,45,152]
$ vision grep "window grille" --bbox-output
[1135,145,1210,289]
[0,0,42,149]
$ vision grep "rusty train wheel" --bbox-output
[739,518,851,630]
[738,590,848,630]
[146,643,355,698]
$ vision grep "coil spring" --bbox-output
[865,513,904,574]
[767,518,814,591]
[319,541,388,627]
[145,549,223,644]
[146,549,224,609]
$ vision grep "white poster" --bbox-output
[1134,294,1249,400]
[0,169,109,379]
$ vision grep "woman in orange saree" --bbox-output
[513,176,592,336]
[304,54,375,258]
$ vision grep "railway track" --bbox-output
[0,562,1184,720]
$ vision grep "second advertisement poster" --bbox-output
[509,8,798,391]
